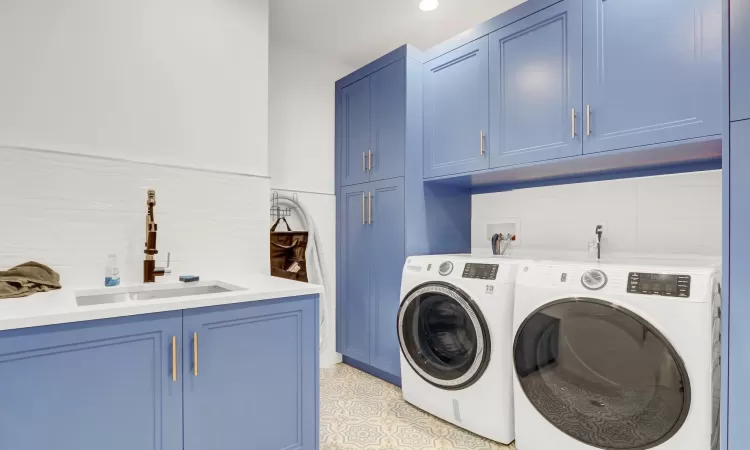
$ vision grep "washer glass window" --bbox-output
[513,298,690,450]
[398,283,490,390]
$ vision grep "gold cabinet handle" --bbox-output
[193,332,198,376]
[368,150,372,171]
[172,336,177,382]
[586,105,591,136]
[571,108,576,139]
[368,192,372,224]
[480,131,485,156]
[362,193,365,225]
[362,152,366,172]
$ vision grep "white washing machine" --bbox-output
[398,254,521,444]
[512,259,721,450]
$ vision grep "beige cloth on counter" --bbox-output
[0,262,62,299]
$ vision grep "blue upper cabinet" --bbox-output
[370,59,406,181]
[183,296,318,450]
[337,183,372,363]
[731,0,750,122]
[489,0,583,168]
[424,37,490,178]
[340,77,371,186]
[368,177,405,376]
[0,312,183,450]
[582,0,722,154]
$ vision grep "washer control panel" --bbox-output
[628,272,691,297]
[462,263,499,280]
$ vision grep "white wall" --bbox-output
[0,0,271,285]
[268,41,354,367]
[0,0,269,175]
[269,42,353,194]
[472,170,722,259]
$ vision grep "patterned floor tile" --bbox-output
[321,364,514,450]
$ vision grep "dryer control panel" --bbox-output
[462,263,499,280]
[627,272,691,297]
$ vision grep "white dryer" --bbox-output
[398,255,520,444]
[512,259,721,450]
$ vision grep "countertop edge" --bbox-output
[0,279,323,333]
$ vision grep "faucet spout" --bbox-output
[144,190,169,283]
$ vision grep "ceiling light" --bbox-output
[419,0,439,12]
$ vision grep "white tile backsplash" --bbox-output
[472,170,721,258]
[0,146,270,288]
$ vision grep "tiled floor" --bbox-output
[320,364,515,450]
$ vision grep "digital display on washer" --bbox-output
[462,263,499,280]
[627,272,690,297]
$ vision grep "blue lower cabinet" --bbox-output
[338,184,372,362]
[368,178,405,376]
[183,296,319,450]
[0,312,184,450]
[0,296,319,450]
[337,178,404,381]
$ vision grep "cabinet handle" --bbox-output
[362,193,366,225]
[571,108,576,139]
[362,152,366,172]
[368,192,372,224]
[480,131,485,156]
[193,332,199,376]
[172,336,177,382]
[368,150,372,171]
[586,105,591,137]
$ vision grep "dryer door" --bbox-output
[398,282,491,390]
[513,298,690,450]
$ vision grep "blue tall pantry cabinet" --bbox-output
[336,46,471,383]
[725,1,750,449]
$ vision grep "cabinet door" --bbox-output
[183,296,318,450]
[370,59,406,181]
[489,0,583,168]
[340,77,371,186]
[731,0,750,122]
[728,120,750,449]
[424,37,490,178]
[368,177,405,377]
[0,313,183,450]
[582,0,721,154]
[337,184,371,362]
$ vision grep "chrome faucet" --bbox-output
[144,190,171,283]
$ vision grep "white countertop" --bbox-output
[0,274,323,332]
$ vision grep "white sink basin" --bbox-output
[76,282,244,307]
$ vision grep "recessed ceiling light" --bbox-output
[419,0,439,12]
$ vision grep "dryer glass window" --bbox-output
[513,298,690,450]
[398,283,490,390]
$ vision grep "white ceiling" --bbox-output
[270,0,527,68]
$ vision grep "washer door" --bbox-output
[513,298,691,450]
[398,282,491,390]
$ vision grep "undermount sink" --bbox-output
[76,282,244,307]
